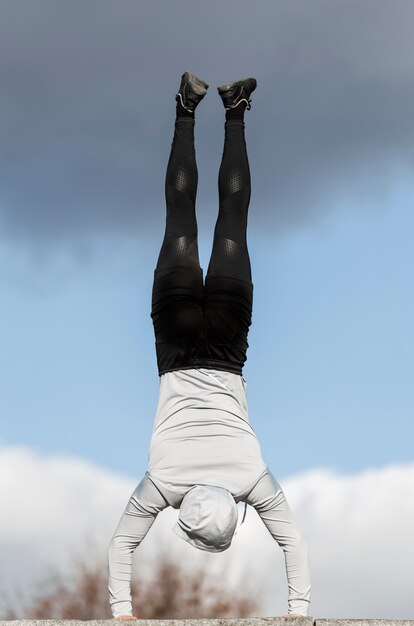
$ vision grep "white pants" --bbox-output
[108,468,311,618]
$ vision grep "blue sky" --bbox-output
[2,180,413,480]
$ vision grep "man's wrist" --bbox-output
[288,599,310,616]
[111,600,133,619]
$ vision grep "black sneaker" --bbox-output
[175,71,209,113]
[217,77,257,111]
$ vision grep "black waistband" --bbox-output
[158,359,242,377]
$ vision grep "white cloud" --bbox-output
[1,445,413,619]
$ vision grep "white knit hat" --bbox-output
[173,484,240,552]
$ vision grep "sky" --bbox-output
[1,0,414,619]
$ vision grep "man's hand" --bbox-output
[116,616,138,620]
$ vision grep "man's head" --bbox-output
[173,484,238,552]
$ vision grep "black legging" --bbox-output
[151,116,253,376]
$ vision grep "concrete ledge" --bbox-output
[0,621,311,626]
[316,622,414,626]
[0,617,414,626]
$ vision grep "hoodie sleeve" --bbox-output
[244,468,311,616]
[108,473,168,618]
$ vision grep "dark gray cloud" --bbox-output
[1,0,413,252]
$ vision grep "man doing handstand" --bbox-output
[108,72,311,619]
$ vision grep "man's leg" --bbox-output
[203,79,257,373]
[154,115,200,272]
[151,73,208,375]
[206,108,252,282]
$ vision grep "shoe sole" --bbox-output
[183,71,209,95]
[217,77,257,95]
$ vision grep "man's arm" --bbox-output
[244,469,311,617]
[108,473,168,618]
